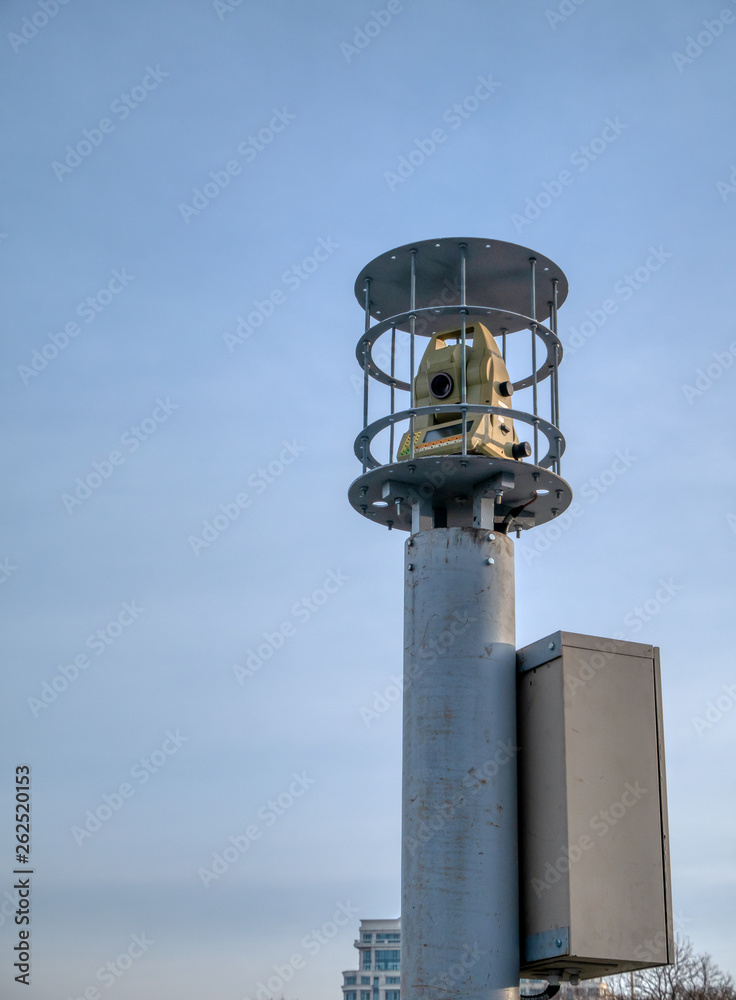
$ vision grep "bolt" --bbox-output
[486,557,494,565]
[487,533,495,541]
[387,520,393,531]
[532,471,540,481]
[555,938,562,949]
[408,464,416,473]
[360,505,367,514]
[548,642,555,650]
[552,507,559,516]
[360,486,368,497]
[556,489,563,500]
[407,564,415,572]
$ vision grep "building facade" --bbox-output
[341,919,401,1000]
[341,918,612,1000]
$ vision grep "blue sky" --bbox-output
[2,0,736,997]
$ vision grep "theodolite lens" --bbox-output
[430,372,454,399]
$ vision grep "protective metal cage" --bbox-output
[348,237,574,534]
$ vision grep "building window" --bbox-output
[374,951,400,971]
[345,992,357,1000]
[362,934,373,942]
[361,978,370,985]
[386,978,400,985]
[345,978,357,986]
[361,992,370,1000]
[362,951,371,970]
[376,934,401,942]
[373,976,379,1000]
[386,991,400,1000]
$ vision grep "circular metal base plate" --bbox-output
[354,237,568,335]
[348,455,572,532]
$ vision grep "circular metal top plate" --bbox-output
[354,237,569,334]
[348,455,572,533]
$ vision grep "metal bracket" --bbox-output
[381,480,432,533]
[472,471,516,528]
[525,927,570,963]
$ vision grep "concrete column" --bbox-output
[402,526,518,1000]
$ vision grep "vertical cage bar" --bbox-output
[409,250,417,461]
[547,302,557,434]
[460,243,468,457]
[501,327,507,364]
[552,277,561,474]
[389,324,396,463]
[362,279,371,473]
[529,258,539,466]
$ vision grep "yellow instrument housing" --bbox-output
[397,323,527,461]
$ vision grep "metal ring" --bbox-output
[355,305,563,393]
[353,403,566,471]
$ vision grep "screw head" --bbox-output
[555,938,562,949]
[486,557,495,565]
[548,642,555,650]
[407,564,415,572]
